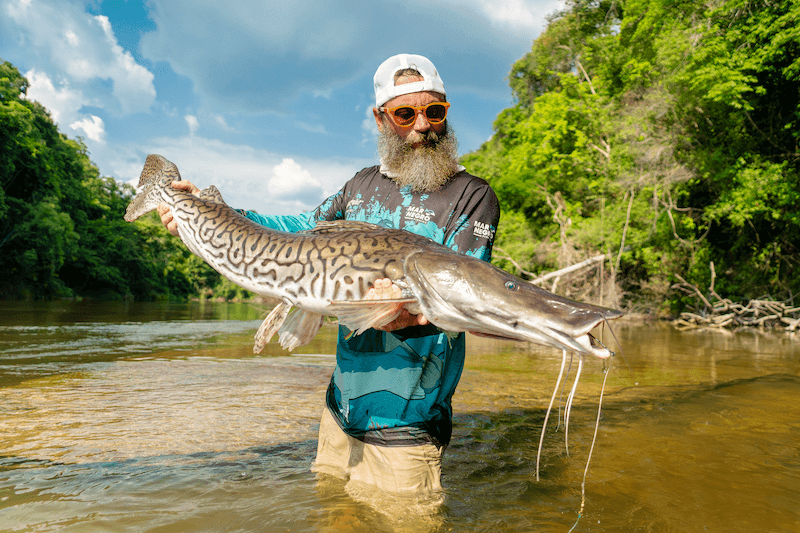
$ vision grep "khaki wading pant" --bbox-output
[312,408,445,493]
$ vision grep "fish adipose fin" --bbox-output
[327,298,417,335]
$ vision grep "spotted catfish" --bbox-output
[124,154,622,356]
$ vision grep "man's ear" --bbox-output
[373,107,384,130]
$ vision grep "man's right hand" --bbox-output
[157,180,200,236]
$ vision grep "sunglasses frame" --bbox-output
[379,102,450,128]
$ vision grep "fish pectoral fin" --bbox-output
[327,298,417,335]
[253,301,291,354]
[278,308,324,352]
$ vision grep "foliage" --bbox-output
[0,60,237,300]
[6,0,800,312]
[462,0,800,313]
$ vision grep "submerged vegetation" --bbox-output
[2,0,799,315]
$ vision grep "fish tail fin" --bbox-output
[123,154,181,222]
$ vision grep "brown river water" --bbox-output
[0,300,798,532]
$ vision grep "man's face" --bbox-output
[372,76,447,144]
[372,74,459,192]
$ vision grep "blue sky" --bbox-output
[1,0,561,215]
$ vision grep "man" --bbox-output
[159,54,500,494]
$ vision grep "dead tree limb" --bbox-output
[532,255,608,285]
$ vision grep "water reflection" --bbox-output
[1,302,799,532]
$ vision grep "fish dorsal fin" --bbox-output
[302,220,385,235]
[196,184,227,206]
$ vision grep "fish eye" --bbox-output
[504,281,519,291]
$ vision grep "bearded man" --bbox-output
[159,54,500,495]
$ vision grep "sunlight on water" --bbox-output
[1,302,799,532]
[0,354,332,463]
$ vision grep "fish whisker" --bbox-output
[570,359,612,532]
[564,353,584,457]
[536,349,567,481]
[556,351,575,431]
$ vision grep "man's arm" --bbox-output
[157,177,431,331]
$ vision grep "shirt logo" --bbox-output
[473,220,494,239]
[346,199,363,210]
[405,205,432,223]
[345,198,363,216]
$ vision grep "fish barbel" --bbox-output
[124,154,622,356]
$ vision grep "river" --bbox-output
[1,300,798,532]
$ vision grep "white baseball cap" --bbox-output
[373,54,446,108]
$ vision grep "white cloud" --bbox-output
[70,115,106,143]
[361,105,379,145]
[448,0,563,36]
[296,121,327,135]
[92,15,156,113]
[185,115,200,136]
[4,0,156,115]
[268,158,324,202]
[23,69,84,124]
[139,0,535,113]
[65,29,79,46]
[214,115,234,131]
[115,136,373,215]
[24,68,107,143]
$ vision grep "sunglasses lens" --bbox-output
[425,104,447,122]
[386,103,448,126]
[392,107,417,125]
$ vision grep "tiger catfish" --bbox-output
[124,154,622,356]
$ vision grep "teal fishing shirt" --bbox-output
[244,165,500,446]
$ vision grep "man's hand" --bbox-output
[365,278,429,332]
[157,181,200,236]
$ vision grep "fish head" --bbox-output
[404,250,622,358]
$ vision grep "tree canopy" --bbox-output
[3,0,799,312]
[0,60,237,300]
[462,0,800,312]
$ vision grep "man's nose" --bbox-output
[412,110,431,132]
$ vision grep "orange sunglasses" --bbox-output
[379,102,450,128]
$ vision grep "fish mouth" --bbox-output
[581,332,615,359]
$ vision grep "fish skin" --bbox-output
[125,154,622,357]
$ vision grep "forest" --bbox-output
[0,60,235,301]
[1,0,799,317]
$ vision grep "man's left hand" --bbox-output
[365,278,429,332]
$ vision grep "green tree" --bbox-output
[463,0,800,312]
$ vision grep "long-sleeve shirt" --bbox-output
[244,165,500,446]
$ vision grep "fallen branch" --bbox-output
[531,254,608,285]
[672,271,800,332]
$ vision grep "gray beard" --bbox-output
[376,122,460,192]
